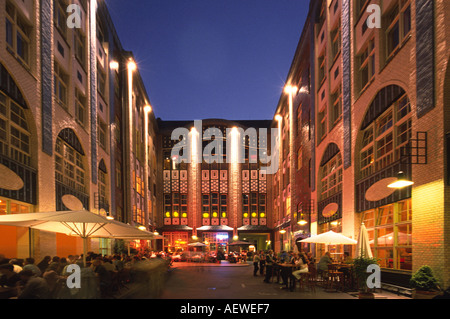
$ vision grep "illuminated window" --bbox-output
[359,94,411,179]
[320,152,343,200]
[55,137,86,194]
[362,200,412,271]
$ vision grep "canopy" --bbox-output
[227,241,252,246]
[299,231,357,245]
[356,223,373,258]
[0,210,155,265]
[188,242,208,247]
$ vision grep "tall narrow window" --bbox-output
[386,0,411,58]
[331,85,342,125]
[359,39,375,91]
[54,63,68,108]
[5,1,31,65]
[75,89,86,126]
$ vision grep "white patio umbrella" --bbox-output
[0,210,153,265]
[299,231,357,245]
[356,223,373,258]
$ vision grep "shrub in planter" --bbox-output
[410,266,441,299]
[352,256,380,299]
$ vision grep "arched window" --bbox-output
[358,86,411,180]
[319,143,343,201]
[55,129,86,194]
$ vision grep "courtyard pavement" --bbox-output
[160,261,411,300]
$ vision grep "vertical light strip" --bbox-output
[190,127,199,238]
[230,127,240,237]
[127,60,136,225]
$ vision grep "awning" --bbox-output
[196,225,234,231]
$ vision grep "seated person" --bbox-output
[17,270,51,299]
[0,263,21,288]
[292,253,309,280]
[317,252,333,275]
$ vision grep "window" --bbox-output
[331,21,341,62]
[318,107,327,141]
[55,137,86,194]
[318,54,326,85]
[54,63,68,108]
[220,194,227,218]
[358,94,412,178]
[74,29,86,67]
[75,89,86,126]
[98,168,107,203]
[98,120,107,150]
[356,0,369,16]
[5,1,31,65]
[97,63,106,97]
[331,86,342,125]
[362,200,412,270]
[54,0,67,39]
[202,194,210,218]
[386,0,411,58]
[297,148,303,171]
[359,39,375,91]
[320,152,343,200]
[0,91,31,166]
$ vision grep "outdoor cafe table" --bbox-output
[278,263,300,290]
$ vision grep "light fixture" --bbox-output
[279,229,287,234]
[284,85,298,95]
[388,171,414,189]
[192,235,198,240]
[275,114,283,122]
[106,213,114,220]
[127,59,137,72]
[138,225,146,231]
[154,231,159,236]
[144,104,152,114]
[233,235,239,241]
[298,218,308,226]
[110,61,119,71]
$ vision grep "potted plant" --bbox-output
[410,266,442,299]
[352,256,380,299]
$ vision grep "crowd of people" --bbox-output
[250,250,314,284]
[0,251,171,299]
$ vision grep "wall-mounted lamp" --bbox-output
[387,171,414,189]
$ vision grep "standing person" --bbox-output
[263,250,275,283]
[253,252,260,276]
[259,251,266,276]
[37,256,51,275]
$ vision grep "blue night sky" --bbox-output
[106,0,310,121]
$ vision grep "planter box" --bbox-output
[412,290,442,299]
